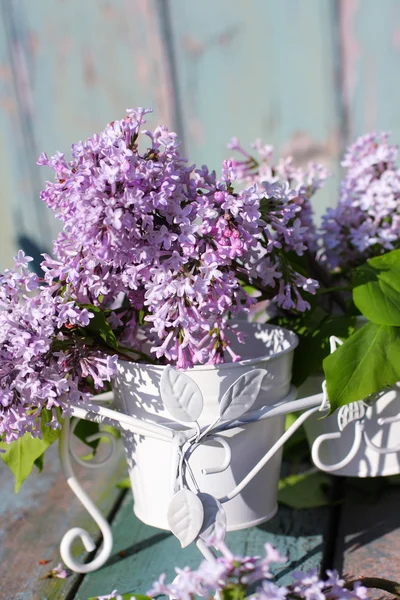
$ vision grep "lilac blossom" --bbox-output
[227,137,329,253]
[321,132,400,270]
[36,108,318,369]
[0,109,324,443]
[96,541,372,600]
[44,563,69,580]
[0,253,118,444]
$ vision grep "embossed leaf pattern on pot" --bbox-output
[160,366,204,422]
[219,369,266,421]
[167,489,204,548]
[198,492,227,543]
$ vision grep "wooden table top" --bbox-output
[1,442,399,600]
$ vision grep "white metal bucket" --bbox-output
[299,375,400,477]
[112,322,298,531]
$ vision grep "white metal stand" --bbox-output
[59,385,324,572]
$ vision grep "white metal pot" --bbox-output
[300,375,400,477]
[59,321,328,573]
[112,322,298,531]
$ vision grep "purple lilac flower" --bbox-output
[36,108,318,369]
[321,132,400,270]
[139,542,374,600]
[227,137,329,253]
[45,563,69,579]
[0,254,118,444]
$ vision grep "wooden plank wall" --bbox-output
[0,0,400,270]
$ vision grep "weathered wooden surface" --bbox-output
[3,0,400,270]
[0,441,127,600]
[169,0,343,221]
[334,480,400,599]
[74,493,330,599]
[2,446,400,599]
[339,0,400,143]
[0,0,176,270]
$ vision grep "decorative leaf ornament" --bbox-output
[219,369,266,421]
[160,366,204,423]
[167,489,204,547]
[337,401,367,431]
[198,492,227,543]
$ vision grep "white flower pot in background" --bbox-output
[299,375,400,477]
[112,322,299,531]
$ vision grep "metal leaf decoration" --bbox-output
[219,369,266,421]
[337,400,367,432]
[167,489,204,548]
[198,492,227,543]
[160,366,204,422]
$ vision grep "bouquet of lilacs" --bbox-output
[93,539,399,600]
[0,108,323,488]
[229,132,400,411]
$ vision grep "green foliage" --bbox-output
[0,408,62,492]
[221,585,247,600]
[272,309,356,386]
[34,453,45,472]
[73,419,101,451]
[116,476,131,489]
[353,249,400,326]
[278,470,332,509]
[282,413,309,462]
[319,250,400,409]
[80,304,119,351]
[323,322,400,411]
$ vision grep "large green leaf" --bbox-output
[353,250,400,326]
[323,322,400,411]
[0,408,62,492]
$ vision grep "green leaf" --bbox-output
[278,471,332,509]
[323,322,400,411]
[34,453,44,472]
[353,249,400,326]
[73,419,100,451]
[0,409,62,492]
[273,310,356,386]
[116,476,131,489]
[80,304,119,350]
[292,314,356,386]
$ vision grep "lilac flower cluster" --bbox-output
[96,541,370,600]
[226,137,329,253]
[321,132,400,270]
[0,108,321,444]
[0,251,117,443]
[36,108,318,369]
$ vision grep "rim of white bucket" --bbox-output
[119,323,298,372]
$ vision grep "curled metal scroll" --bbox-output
[69,418,118,468]
[59,417,116,573]
[311,420,364,473]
